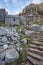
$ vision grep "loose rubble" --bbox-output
[0,27,20,65]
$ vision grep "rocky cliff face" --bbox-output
[19,2,43,25]
[38,3,43,14]
[22,4,38,16]
[19,3,43,16]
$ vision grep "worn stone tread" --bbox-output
[29,44,43,51]
[27,56,43,65]
[32,41,43,46]
[28,48,43,56]
[19,60,32,65]
[26,51,43,61]
[26,32,43,65]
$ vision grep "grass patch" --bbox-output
[34,20,43,25]
[0,21,8,27]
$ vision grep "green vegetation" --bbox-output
[38,20,43,25]
[0,22,4,26]
[34,20,43,25]
[0,22,8,27]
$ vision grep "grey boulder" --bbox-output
[25,30,32,36]
[29,24,41,31]
[5,48,19,63]
[2,36,7,42]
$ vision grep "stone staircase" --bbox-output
[25,32,43,65]
[20,32,43,65]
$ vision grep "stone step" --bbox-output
[40,37,43,38]
[40,36,43,37]
[29,44,43,51]
[40,38,43,39]
[32,36,40,38]
[32,32,40,34]
[26,51,43,61]
[40,39,43,40]
[27,56,43,65]
[32,35,40,37]
[33,38,39,41]
[32,35,40,36]
[32,41,43,46]
[20,60,32,65]
[28,48,43,57]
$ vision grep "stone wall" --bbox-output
[5,15,20,25]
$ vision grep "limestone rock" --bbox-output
[3,44,8,50]
[25,30,32,36]
[21,38,27,44]
[5,49,19,63]
[2,36,7,42]
[0,30,6,36]
[29,24,41,31]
